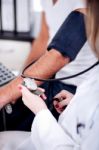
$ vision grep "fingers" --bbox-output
[18,85,47,114]
[53,100,62,114]
[53,90,68,113]
[53,100,67,114]
[18,84,47,100]
[40,94,47,100]
[54,90,68,100]
[18,84,35,103]
[58,100,67,108]
[18,84,31,96]
[37,88,47,100]
[37,87,45,92]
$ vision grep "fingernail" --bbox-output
[55,104,59,108]
[18,86,22,90]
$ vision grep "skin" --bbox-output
[53,90,74,114]
[0,6,70,108]
[19,85,47,115]
[24,0,59,66]
[24,12,49,66]
[0,5,85,110]
[19,7,87,115]
[19,86,74,115]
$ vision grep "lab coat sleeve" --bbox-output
[31,109,75,150]
[81,106,99,150]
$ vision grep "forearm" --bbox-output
[9,49,69,102]
[24,12,49,67]
[0,49,69,106]
[24,36,48,67]
[0,76,23,107]
[24,49,70,85]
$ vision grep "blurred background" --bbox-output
[0,0,42,73]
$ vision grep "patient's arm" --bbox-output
[0,49,69,108]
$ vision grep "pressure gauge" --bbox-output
[22,78,43,96]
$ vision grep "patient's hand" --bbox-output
[53,90,74,114]
[0,76,23,109]
[19,85,47,115]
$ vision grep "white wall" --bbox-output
[0,0,42,72]
[30,0,42,37]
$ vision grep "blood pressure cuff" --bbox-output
[47,11,87,61]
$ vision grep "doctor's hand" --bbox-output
[18,85,47,115]
[53,90,74,114]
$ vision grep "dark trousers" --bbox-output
[0,81,76,131]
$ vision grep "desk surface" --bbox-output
[0,31,34,42]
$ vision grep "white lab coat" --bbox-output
[0,65,99,150]
[31,65,99,150]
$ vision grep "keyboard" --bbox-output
[0,63,15,86]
